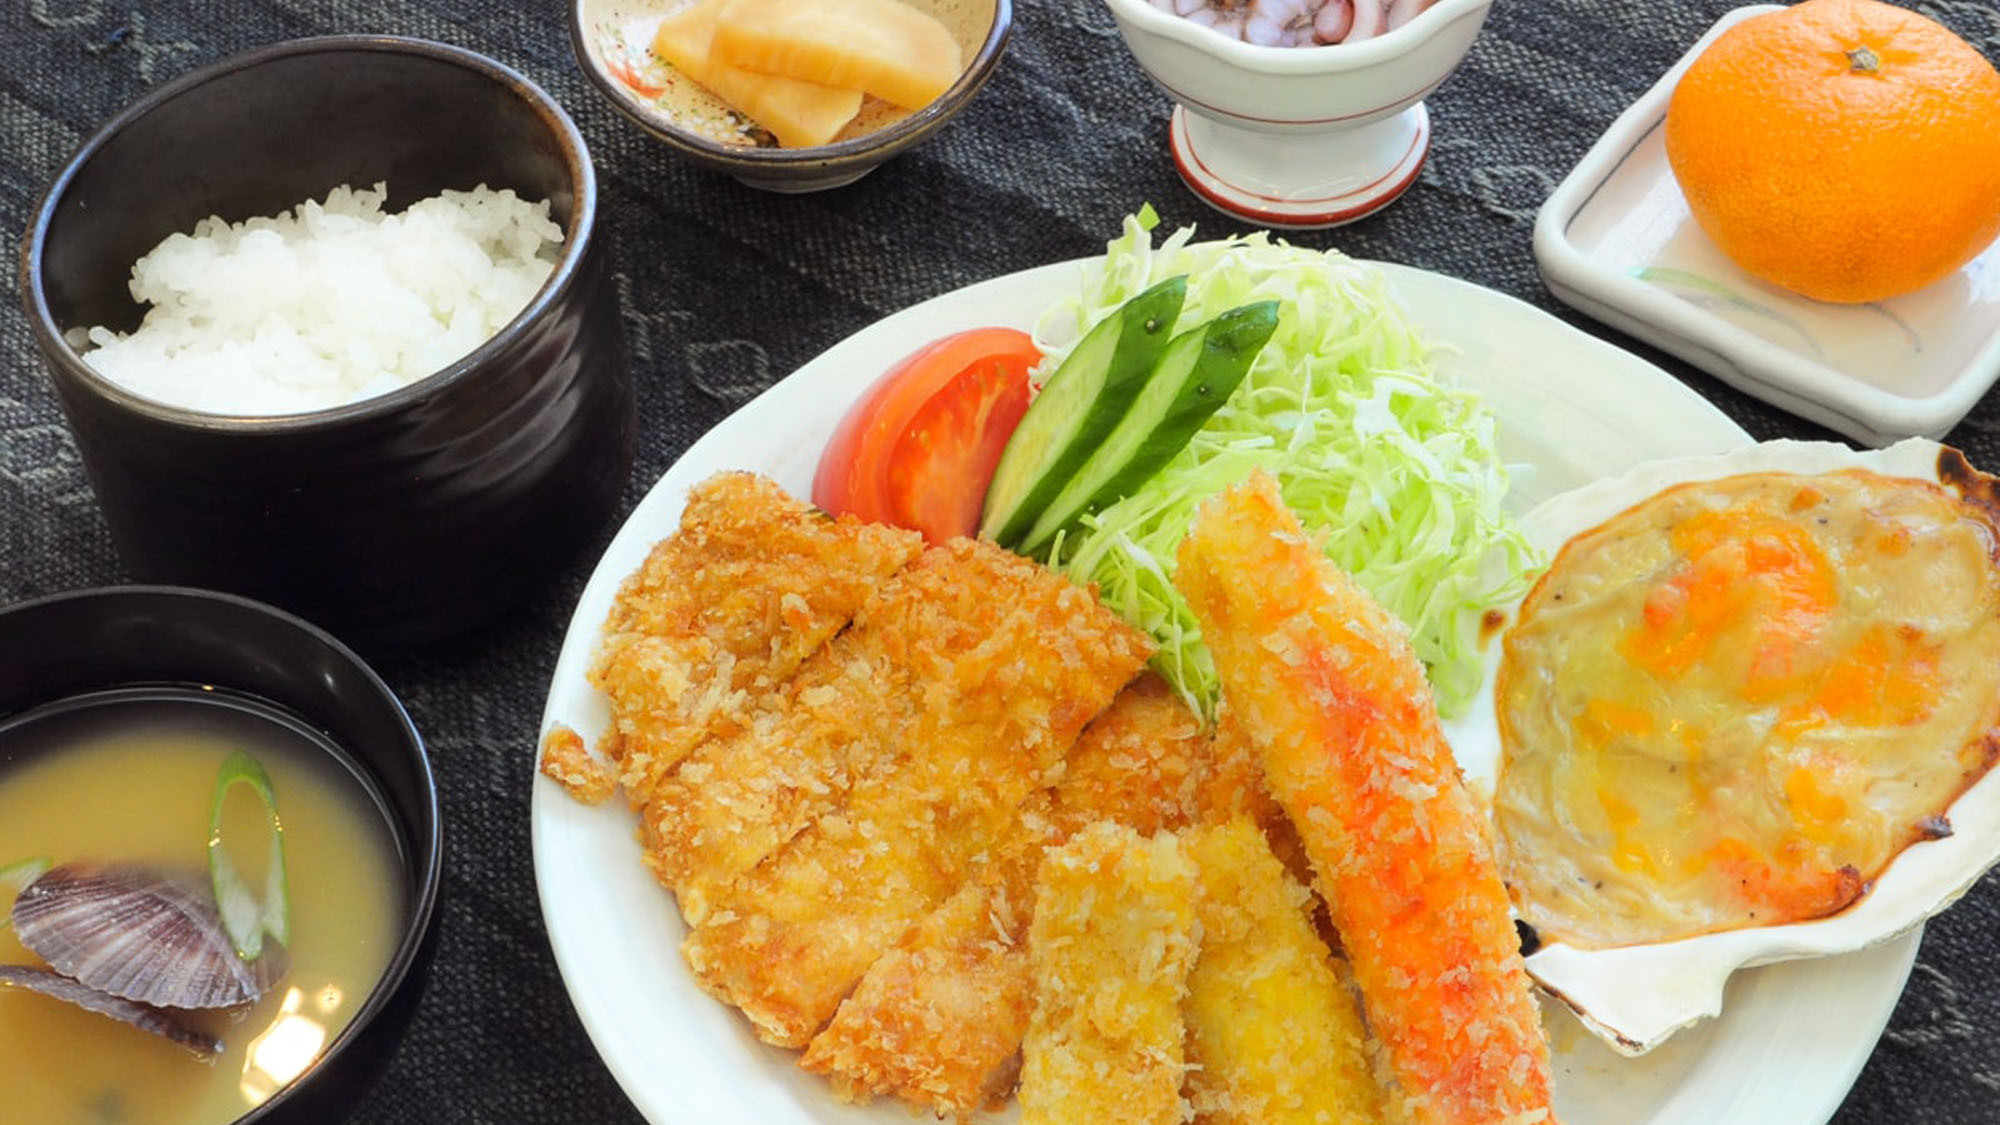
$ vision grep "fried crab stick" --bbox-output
[1176,472,1555,1125]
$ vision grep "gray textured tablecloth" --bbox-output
[4,1,1997,1121]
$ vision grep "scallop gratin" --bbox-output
[1476,437,2000,1053]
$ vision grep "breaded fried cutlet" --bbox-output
[589,471,922,804]
[1020,822,1199,1125]
[1182,817,1384,1125]
[639,621,908,926]
[801,799,1053,1119]
[642,535,1171,927]
[681,538,1152,1049]
[1049,672,1297,849]
[1178,474,1554,1125]
[803,675,1213,1119]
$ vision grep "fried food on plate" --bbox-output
[801,801,1052,1118]
[804,673,1216,1118]
[638,584,916,925]
[537,723,615,805]
[1205,702,1315,894]
[590,471,922,804]
[1177,472,1554,1125]
[1019,821,1199,1125]
[1047,671,1211,838]
[1182,817,1383,1125]
[682,538,1152,1048]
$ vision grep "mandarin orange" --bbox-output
[1664,0,2000,304]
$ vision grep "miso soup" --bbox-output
[0,687,407,1125]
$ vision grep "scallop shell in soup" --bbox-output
[1440,437,2000,1055]
[10,862,288,1010]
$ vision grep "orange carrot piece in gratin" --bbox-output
[1176,472,1555,1125]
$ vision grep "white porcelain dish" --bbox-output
[1101,0,1491,228]
[532,255,1917,1125]
[1534,4,2000,447]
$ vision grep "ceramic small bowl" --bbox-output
[0,585,442,1125]
[1102,0,1493,228]
[20,36,637,651]
[571,0,1011,192]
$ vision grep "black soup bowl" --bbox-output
[0,585,442,1124]
[21,36,636,651]
[0,588,442,1120]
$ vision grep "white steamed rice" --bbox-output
[75,182,564,416]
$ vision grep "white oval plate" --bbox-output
[531,256,1918,1125]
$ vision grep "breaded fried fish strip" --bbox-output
[1182,817,1385,1125]
[802,675,1212,1118]
[683,539,1152,1048]
[1177,473,1555,1125]
[1208,704,1315,894]
[1020,822,1199,1125]
[590,471,922,804]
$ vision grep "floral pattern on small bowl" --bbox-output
[583,5,768,147]
[576,0,968,156]
[1533,4,2000,446]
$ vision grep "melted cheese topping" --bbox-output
[1495,468,2000,948]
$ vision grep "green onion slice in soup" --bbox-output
[209,751,290,960]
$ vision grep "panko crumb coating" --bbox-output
[589,471,922,805]
[681,538,1153,1048]
[1177,472,1554,1125]
[805,673,1222,1119]
[1047,672,1212,839]
[802,808,1051,1119]
[1020,821,1199,1125]
[1183,817,1384,1125]
[537,723,616,805]
[638,589,922,927]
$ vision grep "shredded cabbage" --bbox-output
[1038,208,1540,720]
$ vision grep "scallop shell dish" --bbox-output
[1442,436,2000,1055]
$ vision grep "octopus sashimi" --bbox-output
[1147,0,1438,46]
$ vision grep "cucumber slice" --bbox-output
[1016,300,1279,558]
[978,276,1189,548]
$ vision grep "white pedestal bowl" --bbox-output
[1103,0,1492,228]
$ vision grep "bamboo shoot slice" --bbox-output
[653,0,863,148]
[713,0,963,111]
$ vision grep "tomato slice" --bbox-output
[882,349,1033,541]
[812,327,1040,543]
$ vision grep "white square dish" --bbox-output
[1532,4,2000,447]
